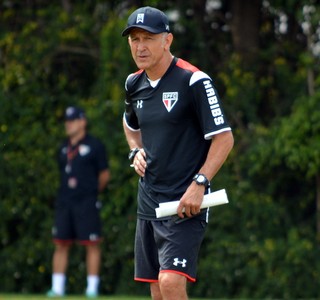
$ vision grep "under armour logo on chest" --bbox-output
[173,258,187,268]
[137,100,143,108]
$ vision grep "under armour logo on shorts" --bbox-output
[137,100,143,109]
[173,258,187,268]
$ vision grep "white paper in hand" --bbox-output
[155,189,229,218]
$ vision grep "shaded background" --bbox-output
[0,0,319,298]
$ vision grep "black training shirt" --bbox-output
[57,134,108,203]
[124,57,231,219]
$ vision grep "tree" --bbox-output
[229,0,262,63]
[0,0,319,297]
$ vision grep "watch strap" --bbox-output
[193,173,210,188]
[128,148,140,163]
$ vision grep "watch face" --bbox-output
[197,175,206,183]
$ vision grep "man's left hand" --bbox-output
[177,182,205,218]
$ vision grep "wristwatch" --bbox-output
[193,173,210,188]
[128,148,140,163]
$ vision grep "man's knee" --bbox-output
[158,272,187,295]
[85,243,101,256]
[55,243,70,253]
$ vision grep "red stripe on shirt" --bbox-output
[176,58,199,73]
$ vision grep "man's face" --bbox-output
[64,119,86,137]
[128,29,171,71]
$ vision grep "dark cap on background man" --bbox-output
[64,106,86,121]
[122,6,170,36]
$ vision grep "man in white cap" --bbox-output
[122,6,234,300]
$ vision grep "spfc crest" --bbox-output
[162,92,178,112]
[79,144,91,156]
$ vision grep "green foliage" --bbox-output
[273,92,320,177]
[0,0,320,298]
[195,192,320,298]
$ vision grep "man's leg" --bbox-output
[150,282,162,300]
[53,243,71,273]
[85,243,101,296]
[151,217,207,300]
[158,272,188,300]
[49,243,71,296]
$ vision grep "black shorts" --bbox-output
[134,214,208,283]
[52,197,102,245]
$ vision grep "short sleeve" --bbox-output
[123,74,140,131]
[190,71,232,139]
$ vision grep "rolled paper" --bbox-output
[155,189,229,218]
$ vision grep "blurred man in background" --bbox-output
[47,106,110,298]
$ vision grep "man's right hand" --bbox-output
[133,148,147,177]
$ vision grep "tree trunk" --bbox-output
[61,0,72,14]
[305,21,320,242]
[230,0,261,63]
[317,175,320,242]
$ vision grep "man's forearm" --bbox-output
[199,131,234,181]
[98,170,110,192]
[123,119,143,149]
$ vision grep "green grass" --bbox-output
[0,296,150,300]
[0,295,207,300]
